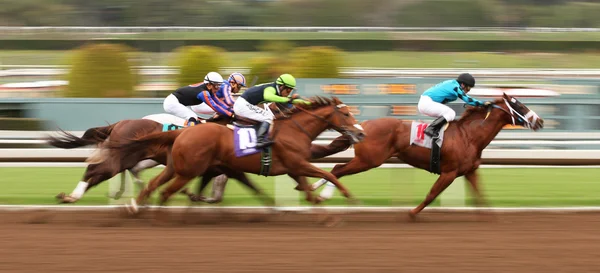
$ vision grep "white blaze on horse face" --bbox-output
[354,124,364,131]
[525,110,541,129]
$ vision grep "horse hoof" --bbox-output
[347,198,362,206]
[55,192,65,199]
[124,198,139,215]
[408,211,418,222]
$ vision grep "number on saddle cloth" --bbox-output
[410,121,446,149]
[232,124,272,176]
[234,125,260,157]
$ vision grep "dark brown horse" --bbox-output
[106,96,366,212]
[305,93,544,218]
[46,115,242,203]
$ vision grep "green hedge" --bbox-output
[292,46,344,78]
[64,43,137,98]
[172,46,225,87]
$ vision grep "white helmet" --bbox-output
[204,72,224,85]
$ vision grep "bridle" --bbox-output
[485,98,539,129]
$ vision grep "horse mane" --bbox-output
[455,98,504,124]
[289,96,339,113]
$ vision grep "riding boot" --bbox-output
[186,117,199,127]
[255,122,275,149]
[424,116,447,138]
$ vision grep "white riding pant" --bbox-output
[233,97,274,124]
[163,94,198,120]
[417,95,456,121]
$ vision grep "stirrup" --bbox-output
[255,140,274,149]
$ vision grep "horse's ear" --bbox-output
[502,92,510,100]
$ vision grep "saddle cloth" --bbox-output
[233,124,262,157]
[409,121,446,149]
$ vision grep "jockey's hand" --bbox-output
[483,101,493,106]
[290,94,300,100]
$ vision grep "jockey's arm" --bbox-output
[219,84,236,106]
[455,88,484,107]
[197,91,234,117]
[263,87,311,105]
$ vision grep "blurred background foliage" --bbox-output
[1,0,600,28]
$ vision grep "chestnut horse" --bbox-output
[304,93,544,218]
[46,115,241,203]
[106,96,366,211]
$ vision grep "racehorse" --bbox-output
[306,93,544,219]
[106,96,366,212]
[46,115,241,203]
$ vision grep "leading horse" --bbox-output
[106,96,366,212]
[307,93,543,218]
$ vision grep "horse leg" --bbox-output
[181,170,220,202]
[158,175,195,206]
[465,170,495,220]
[57,163,116,203]
[108,171,128,200]
[409,171,458,220]
[135,162,175,209]
[210,174,229,203]
[313,157,380,202]
[129,159,160,192]
[294,162,356,202]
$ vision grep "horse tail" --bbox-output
[107,129,184,162]
[46,124,115,149]
[310,135,352,159]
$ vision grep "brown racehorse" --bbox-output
[106,96,366,212]
[46,116,248,203]
[306,93,544,219]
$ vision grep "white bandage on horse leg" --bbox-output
[70,181,88,199]
[319,182,336,200]
[312,178,328,190]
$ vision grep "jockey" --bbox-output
[191,72,246,116]
[163,72,233,127]
[418,73,492,137]
[233,73,310,149]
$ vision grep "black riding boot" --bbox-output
[424,116,447,137]
[186,117,200,127]
[255,122,274,149]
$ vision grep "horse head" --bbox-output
[488,93,544,131]
[293,96,366,143]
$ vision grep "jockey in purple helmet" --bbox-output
[163,72,233,127]
[191,72,247,117]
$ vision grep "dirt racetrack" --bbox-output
[1,209,600,273]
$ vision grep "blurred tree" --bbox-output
[172,46,226,88]
[65,43,137,98]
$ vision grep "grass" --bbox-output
[2,50,600,69]
[1,167,599,207]
[5,31,600,41]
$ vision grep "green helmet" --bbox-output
[276,74,296,89]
